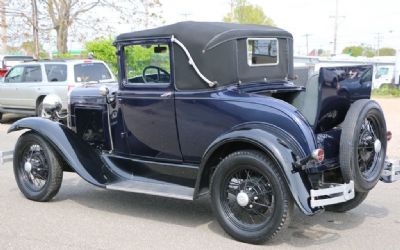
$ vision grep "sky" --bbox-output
[144,0,400,55]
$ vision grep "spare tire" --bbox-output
[340,99,387,192]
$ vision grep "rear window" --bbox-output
[74,62,112,82]
[247,38,279,66]
[45,64,67,82]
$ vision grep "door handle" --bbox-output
[160,91,173,98]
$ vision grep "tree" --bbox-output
[224,0,275,26]
[85,37,117,73]
[5,0,163,55]
[342,45,376,58]
[378,47,396,56]
[342,46,364,57]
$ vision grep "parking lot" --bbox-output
[0,98,399,250]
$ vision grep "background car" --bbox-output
[0,55,34,78]
[0,59,116,122]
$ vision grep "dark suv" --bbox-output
[1,22,398,244]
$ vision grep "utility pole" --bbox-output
[31,0,39,59]
[0,0,7,54]
[330,0,344,56]
[375,32,383,56]
[303,33,312,55]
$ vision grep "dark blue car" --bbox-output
[2,22,398,244]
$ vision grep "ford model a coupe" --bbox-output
[1,22,399,244]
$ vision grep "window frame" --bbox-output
[120,39,174,89]
[246,38,279,67]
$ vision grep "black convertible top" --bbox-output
[115,22,294,90]
[116,21,292,51]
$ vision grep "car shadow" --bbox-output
[56,175,214,228]
[56,175,389,246]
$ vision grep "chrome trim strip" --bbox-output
[171,36,217,88]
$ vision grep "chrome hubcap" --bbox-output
[374,139,382,153]
[236,191,250,207]
[24,161,32,173]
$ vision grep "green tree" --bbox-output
[224,0,275,26]
[342,46,364,57]
[342,45,376,57]
[378,47,396,56]
[85,37,117,73]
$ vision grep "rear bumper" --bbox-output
[310,181,355,208]
[310,159,399,208]
[380,159,400,183]
[0,150,13,166]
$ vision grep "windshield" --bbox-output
[74,62,112,83]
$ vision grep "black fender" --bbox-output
[8,117,107,187]
[195,128,319,215]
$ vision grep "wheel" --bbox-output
[0,112,3,122]
[325,191,368,213]
[13,132,63,201]
[210,150,293,244]
[340,99,387,192]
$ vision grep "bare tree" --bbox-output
[4,0,163,55]
[0,0,7,53]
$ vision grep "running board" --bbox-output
[106,180,194,200]
[310,181,355,208]
[0,150,13,166]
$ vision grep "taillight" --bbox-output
[68,83,76,92]
[0,69,7,77]
[312,149,325,162]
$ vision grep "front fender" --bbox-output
[196,128,319,215]
[8,117,107,187]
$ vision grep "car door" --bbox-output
[18,65,43,109]
[116,41,182,161]
[0,65,25,108]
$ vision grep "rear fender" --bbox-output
[8,117,107,187]
[196,128,319,215]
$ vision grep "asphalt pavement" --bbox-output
[0,98,399,250]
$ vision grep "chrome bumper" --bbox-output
[380,159,400,183]
[0,150,13,166]
[310,181,355,208]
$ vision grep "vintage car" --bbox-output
[1,22,399,244]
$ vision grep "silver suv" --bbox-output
[0,59,115,121]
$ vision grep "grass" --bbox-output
[372,84,400,97]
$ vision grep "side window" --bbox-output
[23,66,42,82]
[4,66,24,83]
[45,64,67,82]
[247,38,279,66]
[124,43,171,85]
[361,68,372,83]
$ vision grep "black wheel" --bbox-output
[210,150,292,244]
[0,112,2,122]
[340,100,387,192]
[325,191,368,213]
[13,132,63,201]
